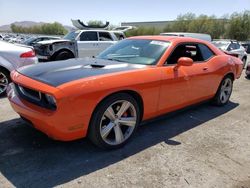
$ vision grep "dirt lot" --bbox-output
[0,59,250,188]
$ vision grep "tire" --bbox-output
[242,57,247,69]
[0,68,10,97]
[88,93,141,149]
[54,51,74,61]
[212,76,233,106]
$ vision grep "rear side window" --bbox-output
[198,44,214,61]
[99,32,113,41]
[80,31,98,41]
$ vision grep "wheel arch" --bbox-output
[224,72,235,81]
[0,66,11,75]
[51,48,75,60]
[90,90,144,125]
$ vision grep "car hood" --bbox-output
[17,58,146,87]
[36,39,71,45]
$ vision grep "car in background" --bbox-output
[160,32,212,42]
[22,36,61,46]
[240,41,250,54]
[7,36,243,149]
[34,30,122,62]
[0,34,3,40]
[212,40,248,68]
[0,40,38,96]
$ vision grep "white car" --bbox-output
[34,30,123,61]
[0,41,38,96]
[212,40,248,68]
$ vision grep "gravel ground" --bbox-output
[0,57,249,188]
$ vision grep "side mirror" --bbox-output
[174,57,193,71]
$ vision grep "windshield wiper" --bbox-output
[106,58,125,63]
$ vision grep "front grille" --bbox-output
[14,83,56,110]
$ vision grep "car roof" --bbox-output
[128,35,211,44]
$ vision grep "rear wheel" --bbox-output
[213,76,233,106]
[0,68,10,97]
[88,93,140,149]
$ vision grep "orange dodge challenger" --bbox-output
[7,36,243,149]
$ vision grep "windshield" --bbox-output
[212,41,229,50]
[97,39,170,65]
[63,31,80,40]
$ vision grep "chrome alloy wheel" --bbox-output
[219,77,233,104]
[0,72,9,95]
[100,100,137,145]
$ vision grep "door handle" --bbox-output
[203,67,208,71]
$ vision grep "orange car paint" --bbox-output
[7,36,243,141]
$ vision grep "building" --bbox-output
[121,21,175,29]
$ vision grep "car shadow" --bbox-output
[0,101,239,187]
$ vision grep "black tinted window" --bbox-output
[167,43,214,64]
[99,32,113,41]
[198,44,214,61]
[167,44,201,64]
[80,31,98,41]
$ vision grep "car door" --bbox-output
[97,31,116,54]
[157,44,193,114]
[182,43,218,102]
[77,31,99,58]
[158,43,217,114]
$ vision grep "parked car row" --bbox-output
[0,32,62,45]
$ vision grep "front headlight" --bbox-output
[45,94,56,107]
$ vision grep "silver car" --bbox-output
[212,40,248,68]
[0,41,38,96]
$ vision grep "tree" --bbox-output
[11,22,67,35]
[226,11,250,40]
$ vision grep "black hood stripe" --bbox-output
[18,58,146,87]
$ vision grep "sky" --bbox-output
[0,0,249,26]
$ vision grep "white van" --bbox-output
[160,32,212,42]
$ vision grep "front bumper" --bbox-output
[36,55,51,62]
[7,83,87,141]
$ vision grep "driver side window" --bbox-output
[167,44,194,64]
[166,43,214,65]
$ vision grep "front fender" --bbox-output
[0,56,15,71]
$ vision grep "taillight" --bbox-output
[20,50,36,58]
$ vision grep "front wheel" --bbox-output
[213,76,233,106]
[54,51,74,61]
[88,93,141,149]
[0,68,10,97]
